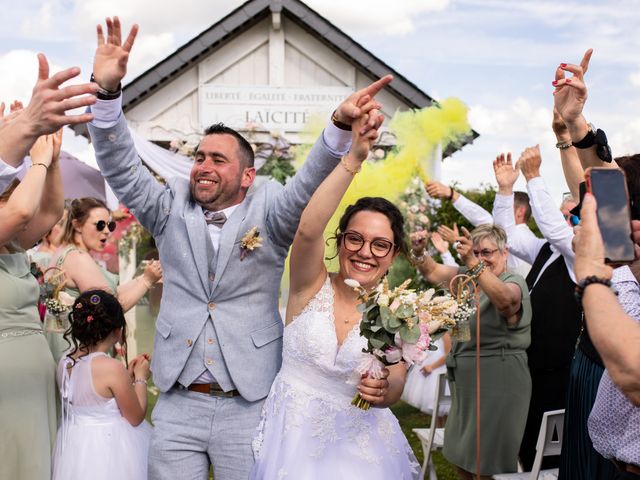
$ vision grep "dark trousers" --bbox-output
[519,367,570,471]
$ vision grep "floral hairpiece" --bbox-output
[89,295,101,305]
[86,315,94,323]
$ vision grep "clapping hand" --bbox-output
[492,152,519,194]
[410,230,429,257]
[437,223,459,245]
[128,354,151,381]
[430,231,449,255]
[455,227,478,268]
[553,49,592,126]
[143,260,163,285]
[94,16,139,91]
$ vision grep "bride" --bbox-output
[250,108,419,479]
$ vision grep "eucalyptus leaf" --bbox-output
[400,324,421,343]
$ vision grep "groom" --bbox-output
[88,17,392,480]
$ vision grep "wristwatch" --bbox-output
[90,73,122,101]
[572,123,612,163]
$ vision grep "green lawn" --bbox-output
[146,384,456,478]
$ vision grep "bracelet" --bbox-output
[331,110,352,131]
[467,260,486,279]
[574,275,616,303]
[447,187,455,201]
[409,249,427,265]
[555,141,572,150]
[90,73,122,100]
[340,156,362,176]
[139,276,153,289]
[133,379,148,386]
[31,162,49,171]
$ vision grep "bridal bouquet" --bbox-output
[346,277,471,410]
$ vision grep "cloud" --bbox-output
[630,71,640,88]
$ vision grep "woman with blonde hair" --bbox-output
[412,224,532,479]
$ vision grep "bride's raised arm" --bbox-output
[286,102,383,323]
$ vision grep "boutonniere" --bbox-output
[240,226,263,261]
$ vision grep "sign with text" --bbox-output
[199,85,354,132]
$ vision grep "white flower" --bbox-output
[344,278,361,289]
[409,205,419,214]
[377,294,390,307]
[58,291,76,307]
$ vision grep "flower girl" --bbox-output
[52,290,151,480]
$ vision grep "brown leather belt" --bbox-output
[613,459,640,476]
[178,383,240,397]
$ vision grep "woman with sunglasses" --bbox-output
[411,224,532,479]
[251,110,419,479]
[47,197,162,362]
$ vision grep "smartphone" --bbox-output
[585,167,635,263]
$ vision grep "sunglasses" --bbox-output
[94,220,116,232]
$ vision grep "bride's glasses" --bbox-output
[340,231,394,258]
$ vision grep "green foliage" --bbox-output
[257,153,296,185]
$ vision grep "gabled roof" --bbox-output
[75,0,478,156]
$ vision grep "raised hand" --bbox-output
[437,223,459,245]
[27,54,98,134]
[455,226,477,268]
[52,129,63,165]
[518,145,542,181]
[492,152,519,194]
[346,94,384,161]
[94,16,139,91]
[29,134,55,168]
[552,106,570,143]
[410,230,429,256]
[553,49,592,126]
[425,180,456,201]
[333,75,392,134]
[430,231,449,254]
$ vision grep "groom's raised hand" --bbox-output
[333,74,393,135]
[93,16,139,92]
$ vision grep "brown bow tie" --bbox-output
[204,210,227,228]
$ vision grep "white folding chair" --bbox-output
[412,373,452,480]
[492,409,565,480]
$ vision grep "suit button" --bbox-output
[186,339,193,347]
[206,359,213,365]
[207,338,214,345]
[208,272,215,282]
[108,133,117,142]
[207,302,216,310]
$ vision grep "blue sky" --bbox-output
[2,0,639,205]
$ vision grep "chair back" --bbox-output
[424,373,451,469]
[529,409,565,479]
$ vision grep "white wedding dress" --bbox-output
[251,275,419,479]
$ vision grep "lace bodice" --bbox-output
[281,275,366,399]
[252,275,420,477]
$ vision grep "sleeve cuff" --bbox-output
[89,95,123,129]
[322,120,352,157]
[526,176,546,192]
[494,193,514,206]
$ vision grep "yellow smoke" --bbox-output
[280,98,471,302]
[323,97,471,269]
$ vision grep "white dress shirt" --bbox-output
[453,192,531,277]
[492,177,576,287]
[0,156,28,194]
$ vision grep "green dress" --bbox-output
[45,246,119,363]
[0,245,57,480]
[442,270,532,475]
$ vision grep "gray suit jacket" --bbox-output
[88,116,340,401]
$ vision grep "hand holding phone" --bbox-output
[585,167,635,263]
